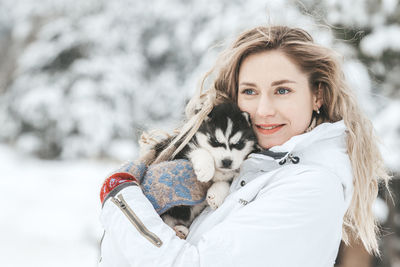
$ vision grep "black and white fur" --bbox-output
[140,102,258,238]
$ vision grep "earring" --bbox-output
[316,108,320,115]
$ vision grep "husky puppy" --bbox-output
[140,102,258,238]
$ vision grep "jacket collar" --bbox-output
[250,120,347,164]
[241,120,353,209]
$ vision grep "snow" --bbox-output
[373,100,400,172]
[360,25,400,58]
[343,60,375,116]
[2,0,398,162]
[0,2,399,264]
[381,0,399,15]
[373,197,390,224]
[0,144,118,267]
[0,139,393,267]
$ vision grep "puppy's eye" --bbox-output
[209,137,225,148]
[232,141,245,150]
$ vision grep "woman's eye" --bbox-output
[242,89,255,95]
[276,88,290,95]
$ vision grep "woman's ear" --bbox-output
[313,83,323,110]
[314,98,323,111]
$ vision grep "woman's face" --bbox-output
[237,50,321,149]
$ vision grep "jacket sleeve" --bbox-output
[99,168,345,267]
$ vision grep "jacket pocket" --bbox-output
[111,194,163,247]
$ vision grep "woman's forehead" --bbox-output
[238,50,308,85]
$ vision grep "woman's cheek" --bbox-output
[239,97,258,119]
[237,98,250,115]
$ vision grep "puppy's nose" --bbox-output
[222,159,232,168]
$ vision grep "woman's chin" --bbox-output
[257,136,288,149]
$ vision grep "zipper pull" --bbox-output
[279,153,300,165]
[288,153,300,164]
[111,194,163,247]
[114,197,126,209]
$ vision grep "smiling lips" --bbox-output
[255,124,284,135]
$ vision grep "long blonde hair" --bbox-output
[151,25,391,255]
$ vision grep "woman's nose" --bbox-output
[256,96,276,117]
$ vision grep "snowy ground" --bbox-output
[0,133,394,267]
[0,144,119,267]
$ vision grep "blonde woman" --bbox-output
[99,26,390,266]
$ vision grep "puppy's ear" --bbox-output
[242,111,251,125]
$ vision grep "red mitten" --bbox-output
[100,160,147,204]
[100,172,139,203]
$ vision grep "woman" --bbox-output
[99,26,390,266]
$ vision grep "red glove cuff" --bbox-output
[100,172,139,203]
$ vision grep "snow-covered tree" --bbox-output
[0,0,398,168]
[1,1,399,266]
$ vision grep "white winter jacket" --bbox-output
[99,120,353,267]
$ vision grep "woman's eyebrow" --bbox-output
[238,82,256,87]
[271,79,296,86]
[239,80,297,87]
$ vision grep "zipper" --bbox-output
[111,194,163,247]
